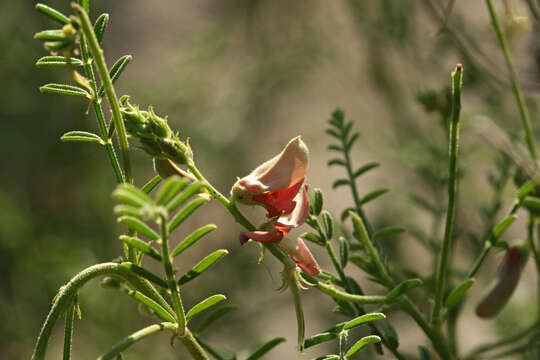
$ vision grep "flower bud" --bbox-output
[121,107,153,139]
[139,138,162,157]
[475,245,528,318]
[279,237,321,276]
[157,138,188,165]
[148,107,171,138]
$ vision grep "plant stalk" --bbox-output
[77,31,124,183]
[62,302,75,360]
[159,214,186,333]
[73,4,133,182]
[433,64,463,327]
[32,262,172,360]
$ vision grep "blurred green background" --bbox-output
[2,0,540,359]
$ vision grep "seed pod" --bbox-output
[153,157,195,181]
[475,246,528,318]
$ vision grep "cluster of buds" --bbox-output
[232,137,320,276]
[120,97,193,176]
[476,245,528,318]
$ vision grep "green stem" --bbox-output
[351,212,393,287]
[467,242,492,279]
[342,135,373,237]
[315,282,386,304]
[73,4,133,183]
[325,241,348,287]
[485,0,537,159]
[32,262,172,360]
[159,214,186,333]
[62,302,75,360]
[180,329,210,360]
[401,299,453,360]
[97,322,178,360]
[195,336,226,360]
[77,31,124,183]
[289,274,305,352]
[467,201,521,279]
[313,221,405,359]
[433,64,463,327]
[352,199,453,358]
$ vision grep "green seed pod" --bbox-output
[311,188,323,216]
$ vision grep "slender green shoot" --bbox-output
[433,64,463,327]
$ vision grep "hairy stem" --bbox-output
[31,262,172,360]
[433,64,463,327]
[77,30,124,183]
[74,4,133,182]
[314,282,386,304]
[159,215,186,333]
[62,302,75,360]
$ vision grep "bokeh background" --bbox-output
[2,0,540,359]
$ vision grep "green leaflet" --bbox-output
[345,335,381,358]
[171,224,216,257]
[94,13,109,43]
[36,56,83,67]
[185,294,226,321]
[117,216,159,241]
[178,249,228,285]
[40,84,91,99]
[61,131,104,145]
[343,313,385,330]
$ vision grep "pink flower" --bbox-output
[231,136,309,217]
[475,246,528,318]
[233,137,320,275]
[239,184,310,245]
[279,237,321,276]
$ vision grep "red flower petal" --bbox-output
[276,184,310,228]
[239,230,284,245]
[252,181,303,218]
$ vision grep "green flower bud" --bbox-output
[62,24,77,37]
[148,106,171,138]
[139,138,162,157]
[157,138,188,164]
[121,107,153,139]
